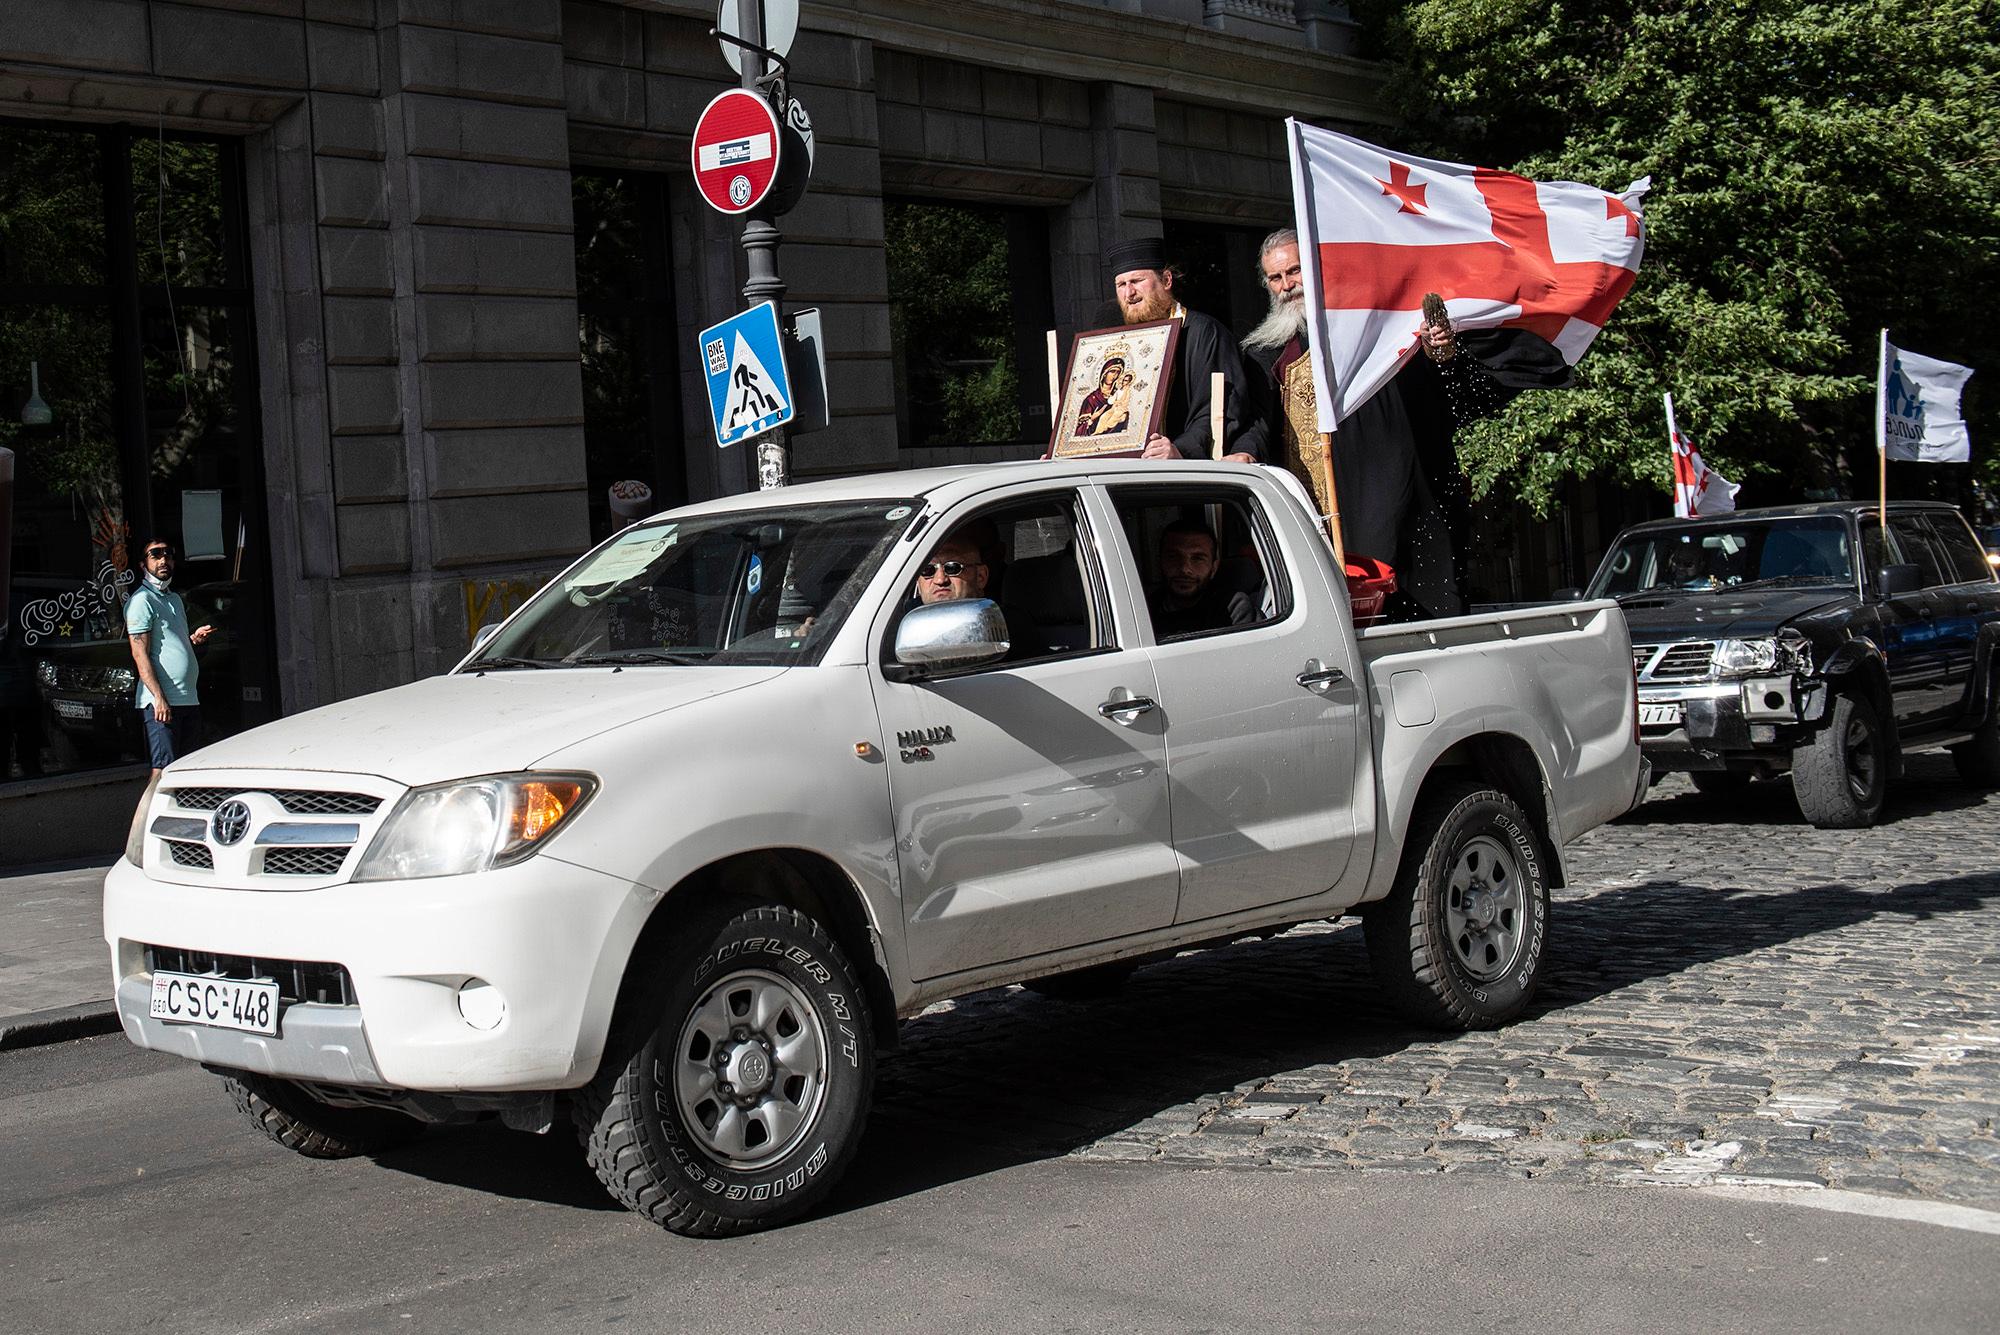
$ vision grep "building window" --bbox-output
[885,199,1054,451]
[1161,221,1276,341]
[573,169,683,543]
[1,119,272,783]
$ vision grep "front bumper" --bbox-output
[103,851,659,1092]
[1639,675,1828,770]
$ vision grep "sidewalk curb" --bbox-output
[0,1001,121,1051]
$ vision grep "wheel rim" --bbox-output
[1444,833,1529,983]
[1843,710,1879,802]
[672,968,829,1170]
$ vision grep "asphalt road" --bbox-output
[2,1033,1995,1335]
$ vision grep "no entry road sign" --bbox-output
[691,88,782,215]
[699,301,794,446]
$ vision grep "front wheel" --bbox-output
[575,905,875,1238]
[1363,784,1550,1030]
[1791,692,1890,828]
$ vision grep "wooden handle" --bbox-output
[1210,371,1225,460]
[1046,329,1060,423]
[1318,431,1345,567]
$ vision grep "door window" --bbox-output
[1889,514,1948,589]
[887,491,1111,671]
[1107,485,1290,643]
[1925,513,1997,585]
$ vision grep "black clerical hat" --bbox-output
[1105,236,1169,281]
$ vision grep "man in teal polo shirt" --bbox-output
[126,537,212,775]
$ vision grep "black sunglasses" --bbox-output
[145,546,175,559]
[918,560,981,579]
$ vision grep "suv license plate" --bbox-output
[150,972,281,1036]
[1639,703,1684,727]
[52,699,91,720]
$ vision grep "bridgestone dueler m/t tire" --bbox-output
[1363,784,1550,1031]
[219,1070,425,1159]
[573,905,875,1238]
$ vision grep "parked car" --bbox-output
[1581,501,2000,827]
[105,461,1645,1237]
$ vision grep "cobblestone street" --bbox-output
[860,756,2000,1214]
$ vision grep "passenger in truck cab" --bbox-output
[909,520,1049,662]
[1147,520,1258,639]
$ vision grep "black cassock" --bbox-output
[1161,308,1272,462]
[1253,328,1570,618]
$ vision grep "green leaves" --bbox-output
[1357,0,1999,508]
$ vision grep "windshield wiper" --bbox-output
[568,650,708,666]
[465,655,553,671]
[1727,575,1848,591]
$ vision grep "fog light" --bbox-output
[456,978,506,1031]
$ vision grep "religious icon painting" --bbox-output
[1049,319,1181,459]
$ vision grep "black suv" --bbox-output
[1581,502,2000,828]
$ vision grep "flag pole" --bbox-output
[1046,329,1060,424]
[1317,434,1345,566]
[1876,328,1889,533]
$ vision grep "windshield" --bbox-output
[1590,517,1857,598]
[472,500,920,669]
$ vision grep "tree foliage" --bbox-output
[1352,0,2000,513]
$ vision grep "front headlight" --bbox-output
[352,773,596,882]
[126,772,163,866]
[1713,637,1811,677]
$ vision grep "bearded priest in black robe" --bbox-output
[1244,227,1571,619]
[1102,236,1270,463]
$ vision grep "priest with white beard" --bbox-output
[1243,228,1572,618]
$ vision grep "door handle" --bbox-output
[1097,695,1156,720]
[1297,665,1346,689]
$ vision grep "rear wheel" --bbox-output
[1363,784,1550,1030]
[574,904,875,1238]
[1949,666,2000,786]
[1791,692,1890,828]
[220,1070,425,1159]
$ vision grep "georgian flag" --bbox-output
[1285,121,1649,429]
[1666,393,1738,518]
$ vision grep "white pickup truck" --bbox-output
[105,460,1644,1236]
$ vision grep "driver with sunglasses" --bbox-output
[911,522,1049,663]
[126,536,214,777]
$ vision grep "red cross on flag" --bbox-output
[1285,121,1649,429]
[1665,393,1738,518]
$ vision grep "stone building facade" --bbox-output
[0,0,1386,854]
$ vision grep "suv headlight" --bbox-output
[1713,637,1811,678]
[353,773,596,882]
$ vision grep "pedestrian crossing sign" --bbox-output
[698,301,795,447]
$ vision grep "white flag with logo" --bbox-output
[1284,121,1648,429]
[1877,331,1974,463]
[1665,393,1737,518]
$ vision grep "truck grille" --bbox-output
[166,840,213,869]
[143,945,356,1006]
[1634,641,1716,683]
[168,787,381,816]
[262,847,351,877]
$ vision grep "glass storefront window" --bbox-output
[1,119,270,784]
[884,199,1053,449]
[572,169,683,543]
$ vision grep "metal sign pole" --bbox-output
[735,0,789,489]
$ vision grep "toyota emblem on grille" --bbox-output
[212,800,252,847]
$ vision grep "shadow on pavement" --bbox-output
[363,863,2000,1227]
[1618,752,1993,828]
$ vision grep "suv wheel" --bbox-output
[1791,691,1890,828]
[575,904,874,1238]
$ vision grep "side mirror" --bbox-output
[471,623,503,653]
[890,599,1010,677]
[1875,563,1922,599]
[1552,587,1583,601]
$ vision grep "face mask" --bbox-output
[144,570,173,593]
